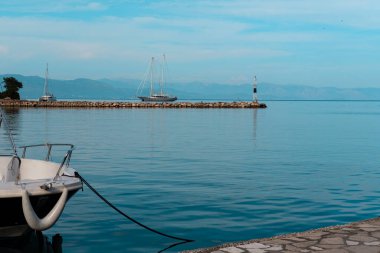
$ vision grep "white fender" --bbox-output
[22,187,68,231]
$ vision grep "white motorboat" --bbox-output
[0,112,81,238]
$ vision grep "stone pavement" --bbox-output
[183,217,380,253]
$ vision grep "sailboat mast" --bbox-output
[160,54,166,95]
[150,57,154,96]
[44,63,49,96]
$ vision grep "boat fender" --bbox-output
[21,187,68,231]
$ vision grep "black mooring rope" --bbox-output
[75,172,194,243]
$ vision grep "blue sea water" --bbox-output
[2,101,380,252]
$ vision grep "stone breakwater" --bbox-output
[0,100,267,109]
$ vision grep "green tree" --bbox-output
[0,77,23,100]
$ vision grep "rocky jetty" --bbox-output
[0,100,267,109]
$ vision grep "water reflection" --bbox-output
[0,107,20,155]
[252,108,258,141]
[1,107,20,132]
[11,231,192,253]
[158,240,193,253]
[0,231,62,253]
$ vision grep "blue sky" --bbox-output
[0,0,380,88]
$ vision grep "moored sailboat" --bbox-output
[39,63,57,102]
[136,55,177,102]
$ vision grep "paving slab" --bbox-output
[182,217,380,253]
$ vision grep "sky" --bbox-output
[0,0,380,88]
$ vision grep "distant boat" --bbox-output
[39,63,56,102]
[136,55,177,102]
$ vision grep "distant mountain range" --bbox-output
[1,74,380,101]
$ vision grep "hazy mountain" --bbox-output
[1,74,135,100]
[1,74,380,100]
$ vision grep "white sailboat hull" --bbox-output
[138,95,177,102]
[39,95,57,102]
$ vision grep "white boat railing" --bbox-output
[19,143,74,179]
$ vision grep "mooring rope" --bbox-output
[75,172,194,243]
[0,112,18,156]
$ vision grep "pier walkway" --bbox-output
[184,217,380,253]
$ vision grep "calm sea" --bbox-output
[2,101,380,252]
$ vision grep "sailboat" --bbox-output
[136,55,177,102]
[39,63,57,102]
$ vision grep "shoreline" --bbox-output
[182,217,380,253]
[0,100,267,109]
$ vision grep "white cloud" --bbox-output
[151,0,380,29]
[0,45,8,55]
[89,2,105,10]
[0,1,380,86]
[42,40,106,60]
[76,2,107,11]
[0,0,107,13]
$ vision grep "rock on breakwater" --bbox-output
[0,100,267,109]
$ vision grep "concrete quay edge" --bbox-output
[182,217,380,253]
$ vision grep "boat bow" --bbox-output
[21,186,68,231]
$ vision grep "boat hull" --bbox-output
[39,95,56,102]
[0,229,57,252]
[0,188,79,237]
[138,96,177,102]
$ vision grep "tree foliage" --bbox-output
[0,77,23,100]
